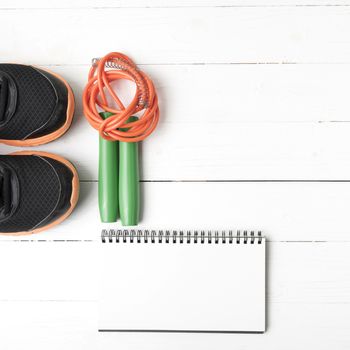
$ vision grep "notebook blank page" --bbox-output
[99,239,265,332]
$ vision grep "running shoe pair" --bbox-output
[0,64,79,235]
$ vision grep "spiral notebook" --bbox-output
[99,229,266,333]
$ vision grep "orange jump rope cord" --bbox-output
[82,52,159,142]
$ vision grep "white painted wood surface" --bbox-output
[1,182,350,242]
[0,301,97,350]
[3,7,350,64]
[1,1,350,349]
[2,65,350,181]
[3,0,350,8]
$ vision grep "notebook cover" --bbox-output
[99,232,265,333]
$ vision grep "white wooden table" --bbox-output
[1,1,350,349]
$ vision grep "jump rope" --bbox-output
[83,52,159,224]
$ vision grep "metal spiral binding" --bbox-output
[101,229,263,244]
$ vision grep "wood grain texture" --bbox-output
[1,182,350,242]
[38,64,350,123]
[0,2,349,348]
[1,241,349,303]
[3,120,350,181]
[1,7,350,64]
[0,301,97,350]
[99,304,350,350]
[2,0,350,8]
[2,63,350,181]
[1,242,349,349]
[0,242,96,300]
[0,300,348,350]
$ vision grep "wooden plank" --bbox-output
[1,7,350,64]
[0,242,96,301]
[0,300,349,349]
[1,242,349,349]
[1,242,349,347]
[2,65,350,181]
[99,303,350,350]
[42,64,350,123]
[267,242,350,303]
[0,301,97,350]
[2,0,350,9]
[1,182,350,241]
[2,120,350,181]
[1,241,349,303]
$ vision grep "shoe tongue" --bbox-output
[0,177,3,208]
[0,76,9,123]
[0,168,13,219]
[0,71,17,127]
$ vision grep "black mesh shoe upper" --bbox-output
[0,64,68,140]
[0,154,74,233]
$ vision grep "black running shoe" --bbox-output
[0,151,79,235]
[0,64,74,146]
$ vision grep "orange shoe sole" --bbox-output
[0,151,79,236]
[0,67,75,147]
